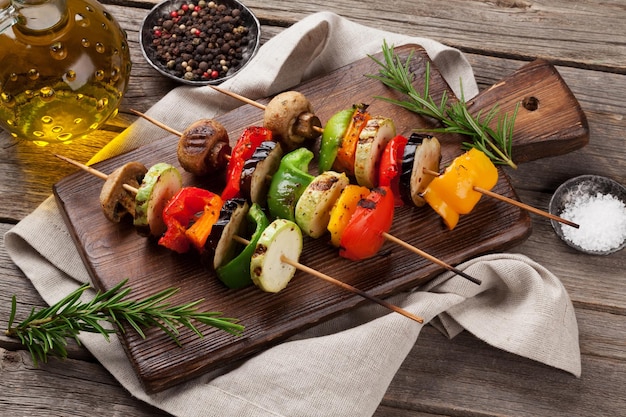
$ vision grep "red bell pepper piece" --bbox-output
[221,126,273,201]
[379,134,408,207]
[159,187,223,254]
[339,186,395,261]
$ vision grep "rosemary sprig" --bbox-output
[5,280,244,366]
[367,41,518,169]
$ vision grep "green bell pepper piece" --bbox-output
[267,148,315,221]
[318,108,354,173]
[216,203,270,289]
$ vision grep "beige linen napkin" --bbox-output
[4,11,580,417]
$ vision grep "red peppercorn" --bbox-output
[153,29,162,37]
[170,10,178,17]
[181,3,189,11]
[210,70,219,79]
[194,5,201,11]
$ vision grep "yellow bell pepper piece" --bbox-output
[422,148,498,229]
[327,184,370,247]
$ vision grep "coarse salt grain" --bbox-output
[559,193,626,252]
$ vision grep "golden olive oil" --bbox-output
[0,0,131,145]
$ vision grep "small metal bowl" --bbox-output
[140,0,260,85]
[549,175,626,255]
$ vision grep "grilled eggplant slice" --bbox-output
[204,198,250,270]
[240,140,284,206]
[399,134,441,207]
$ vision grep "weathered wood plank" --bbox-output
[376,325,626,417]
[236,0,626,73]
[0,348,171,417]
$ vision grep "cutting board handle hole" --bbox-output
[522,96,540,111]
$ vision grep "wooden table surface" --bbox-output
[1,0,625,415]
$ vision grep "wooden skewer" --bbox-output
[56,155,424,324]
[129,109,183,137]
[422,168,578,228]
[383,233,481,285]
[231,235,423,323]
[55,154,138,194]
[474,186,579,228]
[280,255,424,323]
[209,85,266,110]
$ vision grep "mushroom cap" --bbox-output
[99,161,148,223]
[263,91,315,150]
[177,119,230,176]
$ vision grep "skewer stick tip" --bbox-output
[382,232,482,285]
[130,108,183,137]
[474,186,579,228]
[279,255,424,324]
[209,85,267,111]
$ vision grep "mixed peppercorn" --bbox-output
[149,0,254,82]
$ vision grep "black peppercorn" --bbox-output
[149,0,254,82]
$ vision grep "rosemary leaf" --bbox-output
[5,280,244,365]
[367,41,518,169]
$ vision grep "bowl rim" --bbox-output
[139,0,261,86]
[549,174,626,255]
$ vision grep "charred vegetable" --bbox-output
[240,140,284,205]
[295,171,350,238]
[177,119,231,176]
[354,117,396,188]
[216,203,270,289]
[204,198,250,270]
[159,187,222,254]
[422,148,498,229]
[267,147,315,221]
[339,186,395,261]
[222,127,273,201]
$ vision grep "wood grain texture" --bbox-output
[2,0,625,415]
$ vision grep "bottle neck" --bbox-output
[0,0,19,34]
[11,0,68,34]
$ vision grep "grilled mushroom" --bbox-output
[263,91,321,150]
[177,119,231,176]
[99,161,148,222]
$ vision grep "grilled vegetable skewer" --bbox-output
[208,85,577,229]
[54,155,425,323]
[125,113,484,284]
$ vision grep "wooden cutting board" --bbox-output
[53,45,588,393]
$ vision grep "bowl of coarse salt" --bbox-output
[549,175,626,255]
